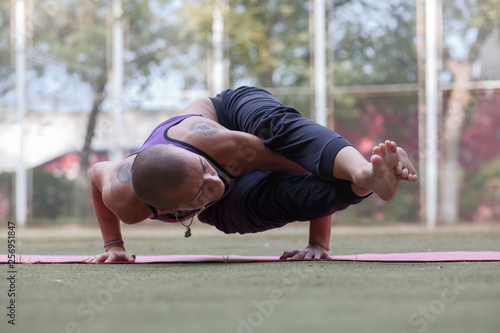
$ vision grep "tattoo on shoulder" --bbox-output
[189,121,219,136]
[117,163,132,184]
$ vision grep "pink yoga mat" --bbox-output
[0,252,499,264]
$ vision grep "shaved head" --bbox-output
[131,145,188,209]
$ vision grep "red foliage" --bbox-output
[461,90,500,171]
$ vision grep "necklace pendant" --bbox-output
[184,227,192,238]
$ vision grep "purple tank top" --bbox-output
[132,114,236,223]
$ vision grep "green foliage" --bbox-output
[442,0,500,63]
[124,1,192,85]
[31,1,107,89]
[226,0,310,87]
[444,0,500,31]
[32,168,75,218]
[175,0,311,88]
[174,0,420,88]
[461,158,500,219]
[333,0,418,85]
[28,0,186,92]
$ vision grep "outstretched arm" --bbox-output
[88,163,136,263]
[280,215,332,260]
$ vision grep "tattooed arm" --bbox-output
[169,117,307,176]
[88,159,145,263]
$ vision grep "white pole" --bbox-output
[111,0,124,163]
[212,0,225,94]
[15,0,27,227]
[425,0,438,228]
[314,0,327,126]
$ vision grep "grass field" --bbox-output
[1,222,499,333]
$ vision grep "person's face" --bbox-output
[157,150,225,213]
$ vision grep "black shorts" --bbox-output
[210,86,353,181]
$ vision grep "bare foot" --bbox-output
[394,147,418,182]
[353,140,401,201]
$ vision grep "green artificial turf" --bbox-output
[1,224,499,333]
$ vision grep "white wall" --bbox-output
[0,109,180,172]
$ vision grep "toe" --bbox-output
[402,168,409,178]
[379,143,386,156]
[385,140,395,154]
[389,141,397,153]
[395,162,403,175]
[384,140,391,153]
[371,154,383,170]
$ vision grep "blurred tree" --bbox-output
[440,0,500,223]
[32,167,75,218]
[175,0,364,89]
[30,0,111,214]
[175,0,312,88]
[172,0,418,91]
[28,0,181,215]
[225,0,311,87]
[330,0,418,124]
[332,0,417,86]
[461,158,500,222]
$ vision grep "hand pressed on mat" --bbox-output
[280,244,331,260]
[280,215,332,260]
[88,244,136,263]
